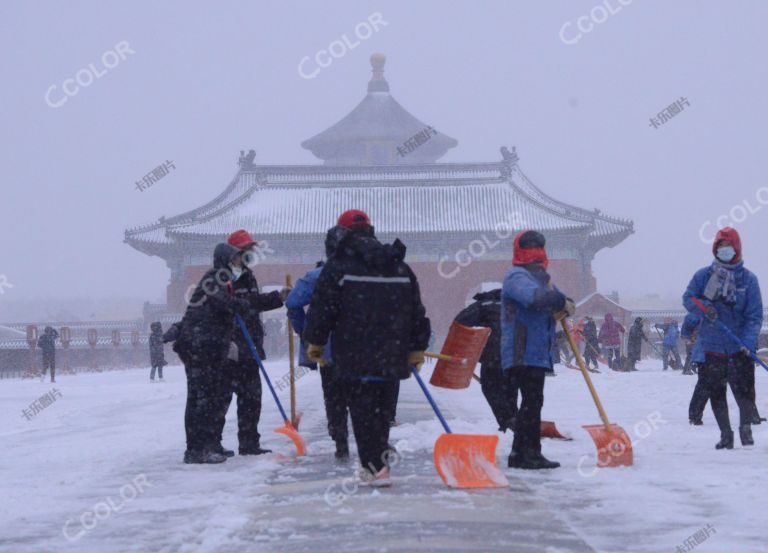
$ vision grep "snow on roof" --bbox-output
[125,160,634,253]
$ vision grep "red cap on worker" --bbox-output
[228,229,257,250]
[337,209,371,230]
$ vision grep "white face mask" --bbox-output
[716,246,736,263]
[229,265,243,280]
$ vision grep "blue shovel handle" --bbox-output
[690,297,768,373]
[410,365,453,434]
[236,314,290,422]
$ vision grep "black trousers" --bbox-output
[507,367,546,454]
[320,364,350,442]
[184,364,220,452]
[689,372,709,421]
[216,359,263,449]
[348,379,398,473]
[700,354,756,432]
[583,343,599,369]
[42,356,55,381]
[480,362,517,431]
[388,379,400,424]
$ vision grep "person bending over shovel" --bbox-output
[501,230,575,470]
[303,210,431,487]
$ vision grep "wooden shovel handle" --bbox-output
[561,320,612,430]
[286,274,297,425]
[424,351,468,365]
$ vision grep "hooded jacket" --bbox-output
[501,264,565,371]
[454,289,502,369]
[230,268,283,363]
[683,227,763,354]
[598,313,625,347]
[627,319,647,360]
[149,322,166,367]
[303,229,431,379]
[38,327,58,360]
[173,243,251,366]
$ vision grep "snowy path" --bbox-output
[0,360,765,552]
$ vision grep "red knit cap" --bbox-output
[228,229,257,250]
[337,209,371,230]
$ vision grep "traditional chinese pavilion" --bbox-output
[125,54,634,339]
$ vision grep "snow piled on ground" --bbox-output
[0,359,765,552]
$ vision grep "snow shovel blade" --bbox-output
[275,420,306,457]
[434,433,509,489]
[541,420,572,441]
[582,424,633,468]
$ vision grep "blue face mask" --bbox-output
[716,246,736,263]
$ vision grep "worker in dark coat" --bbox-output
[683,227,763,449]
[149,322,167,381]
[454,289,517,432]
[286,227,352,459]
[626,318,649,371]
[38,326,59,383]
[501,230,574,470]
[304,210,431,487]
[214,229,286,457]
[582,317,600,371]
[173,243,251,464]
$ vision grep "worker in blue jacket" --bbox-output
[682,227,763,449]
[501,230,574,470]
[286,227,351,460]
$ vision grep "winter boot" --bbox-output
[239,444,272,456]
[334,438,350,460]
[715,430,734,450]
[739,425,754,447]
[214,445,235,458]
[183,449,227,464]
[508,449,560,470]
[689,418,703,426]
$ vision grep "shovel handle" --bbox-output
[425,351,468,365]
[561,320,612,430]
[410,365,453,434]
[286,274,297,425]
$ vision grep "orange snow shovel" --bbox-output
[429,322,491,389]
[285,275,302,430]
[429,352,572,441]
[562,319,632,468]
[411,364,508,489]
[237,315,306,457]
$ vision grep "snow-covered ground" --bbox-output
[1,359,765,553]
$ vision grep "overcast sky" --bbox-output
[2,0,767,313]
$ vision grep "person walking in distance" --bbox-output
[599,313,625,370]
[38,326,59,383]
[149,322,167,382]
